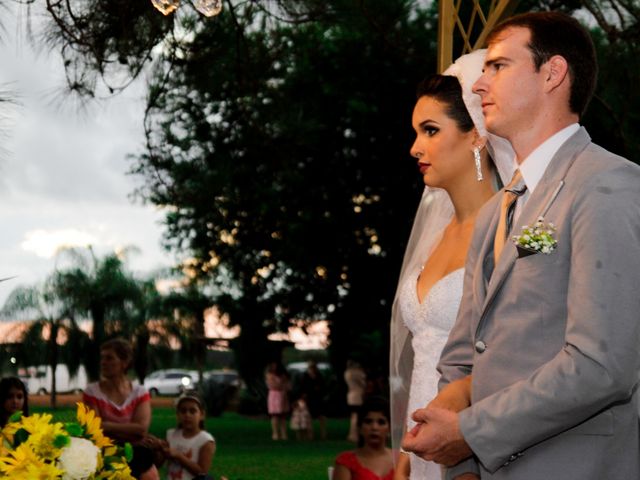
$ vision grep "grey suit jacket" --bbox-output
[439,128,640,479]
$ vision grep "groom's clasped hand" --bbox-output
[402,406,472,467]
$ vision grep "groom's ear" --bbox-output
[543,55,570,93]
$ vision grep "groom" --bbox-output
[402,11,640,480]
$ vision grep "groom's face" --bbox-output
[472,27,546,140]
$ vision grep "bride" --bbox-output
[389,50,513,480]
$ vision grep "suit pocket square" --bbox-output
[516,245,540,258]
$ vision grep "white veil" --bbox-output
[389,49,515,458]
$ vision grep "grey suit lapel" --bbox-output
[473,202,500,311]
[477,127,592,324]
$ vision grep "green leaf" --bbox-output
[7,411,22,424]
[64,422,84,437]
[53,434,70,449]
[102,455,120,466]
[13,428,29,448]
[123,442,133,462]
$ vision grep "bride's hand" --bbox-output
[427,375,472,412]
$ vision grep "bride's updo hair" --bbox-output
[416,75,475,133]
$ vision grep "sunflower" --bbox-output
[76,403,113,449]
[0,402,134,479]
[0,442,63,477]
[96,459,134,480]
[20,414,68,461]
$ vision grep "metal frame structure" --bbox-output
[438,0,520,72]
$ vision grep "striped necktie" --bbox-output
[494,169,527,261]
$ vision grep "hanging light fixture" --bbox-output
[194,0,223,17]
[151,0,223,17]
[151,0,180,16]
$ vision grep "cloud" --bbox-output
[0,5,174,306]
[21,228,100,258]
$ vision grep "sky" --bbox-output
[0,6,175,307]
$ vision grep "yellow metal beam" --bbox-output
[437,0,455,74]
[474,0,520,50]
[437,0,520,73]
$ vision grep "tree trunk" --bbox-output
[49,322,59,409]
[88,304,106,381]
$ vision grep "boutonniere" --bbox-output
[512,217,558,257]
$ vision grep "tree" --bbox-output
[0,276,87,408]
[19,0,640,385]
[53,247,144,380]
[159,281,212,386]
[133,0,437,381]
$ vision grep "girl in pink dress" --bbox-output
[265,361,290,440]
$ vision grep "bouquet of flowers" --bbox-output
[0,402,134,479]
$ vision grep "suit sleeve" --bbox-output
[438,203,495,478]
[459,163,640,472]
[437,204,490,388]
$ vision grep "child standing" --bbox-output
[290,395,312,440]
[162,392,216,480]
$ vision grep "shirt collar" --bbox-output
[518,123,580,195]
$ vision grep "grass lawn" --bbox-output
[32,406,353,480]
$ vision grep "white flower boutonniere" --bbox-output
[512,217,558,256]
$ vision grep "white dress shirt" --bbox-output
[513,123,580,221]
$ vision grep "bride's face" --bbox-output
[410,95,478,190]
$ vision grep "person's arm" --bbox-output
[164,440,215,476]
[428,376,472,412]
[265,372,280,391]
[332,464,352,480]
[103,397,151,443]
[144,435,168,467]
[436,214,484,389]
[357,369,367,389]
[393,452,410,480]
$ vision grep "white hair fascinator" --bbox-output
[443,48,488,138]
[444,49,515,185]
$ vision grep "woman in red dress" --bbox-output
[333,398,394,480]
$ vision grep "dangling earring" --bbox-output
[473,147,483,181]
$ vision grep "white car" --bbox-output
[143,369,198,397]
[19,364,88,395]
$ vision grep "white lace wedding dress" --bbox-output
[398,266,465,480]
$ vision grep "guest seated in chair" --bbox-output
[82,337,159,480]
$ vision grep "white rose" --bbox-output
[57,437,100,480]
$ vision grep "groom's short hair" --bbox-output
[487,11,597,117]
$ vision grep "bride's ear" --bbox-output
[471,129,487,151]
